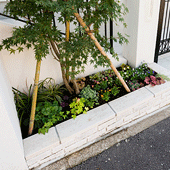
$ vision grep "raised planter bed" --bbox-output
[23,63,170,169]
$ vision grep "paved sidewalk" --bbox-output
[69,112,170,170]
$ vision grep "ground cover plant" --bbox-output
[12,63,166,138]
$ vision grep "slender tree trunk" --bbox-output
[61,63,74,94]
[73,12,131,93]
[28,59,41,135]
[71,79,80,94]
[50,40,74,94]
[66,20,70,82]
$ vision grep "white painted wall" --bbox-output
[0,20,126,92]
[123,0,161,67]
[0,21,63,91]
[122,0,139,67]
[0,60,28,170]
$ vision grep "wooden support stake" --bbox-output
[28,59,41,135]
[66,21,70,81]
[73,12,130,92]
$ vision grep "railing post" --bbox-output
[154,0,166,63]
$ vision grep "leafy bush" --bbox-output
[102,69,115,77]
[60,95,69,108]
[12,85,33,129]
[68,98,89,119]
[127,80,144,91]
[111,86,120,96]
[37,78,65,104]
[100,86,120,102]
[35,101,67,134]
[144,76,165,86]
[156,74,170,81]
[101,91,110,101]
[89,72,104,81]
[80,85,99,108]
[120,63,155,81]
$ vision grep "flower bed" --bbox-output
[23,63,170,169]
[13,63,168,139]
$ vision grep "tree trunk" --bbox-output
[28,59,41,135]
[61,63,74,94]
[71,79,80,94]
[66,20,70,81]
[50,40,74,94]
[73,12,131,93]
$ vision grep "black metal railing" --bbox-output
[155,0,170,62]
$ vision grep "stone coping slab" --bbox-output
[109,87,153,114]
[56,104,116,144]
[23,127,59,160]
[23,63,170,169]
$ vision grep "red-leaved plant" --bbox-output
[144,76,165,86]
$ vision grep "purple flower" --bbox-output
[61,102,66,107]
[63,95,69,100]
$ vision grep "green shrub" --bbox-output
[68,98,89,119]
[35,100,67,134]
[127,80,144,91]
[37,78,65,104]
[111,86,120,96]
[80,85,99,108]
[12,85,33,127]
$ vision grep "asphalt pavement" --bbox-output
[69,115,170,170]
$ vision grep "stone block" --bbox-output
[87,128,106,142]
[39,150,65,165]
[64,138,87,153]
[107,119,124,132]
[98,117,117,131]
[147,105,160,114]
[27,150,51,166]
[123,112,140,123]
[109,87,153,117]
[28,162,40,169]
[162,90,170,98]
[160,98,170,108]
[56,104,115,144]
[51,144,63,154]
[145,81,170,97]
[23,127,59,160]
[149,95,162,107]
[133,102,148,113]
[76,127,98,141]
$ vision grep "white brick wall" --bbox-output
[23,63,170,169]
